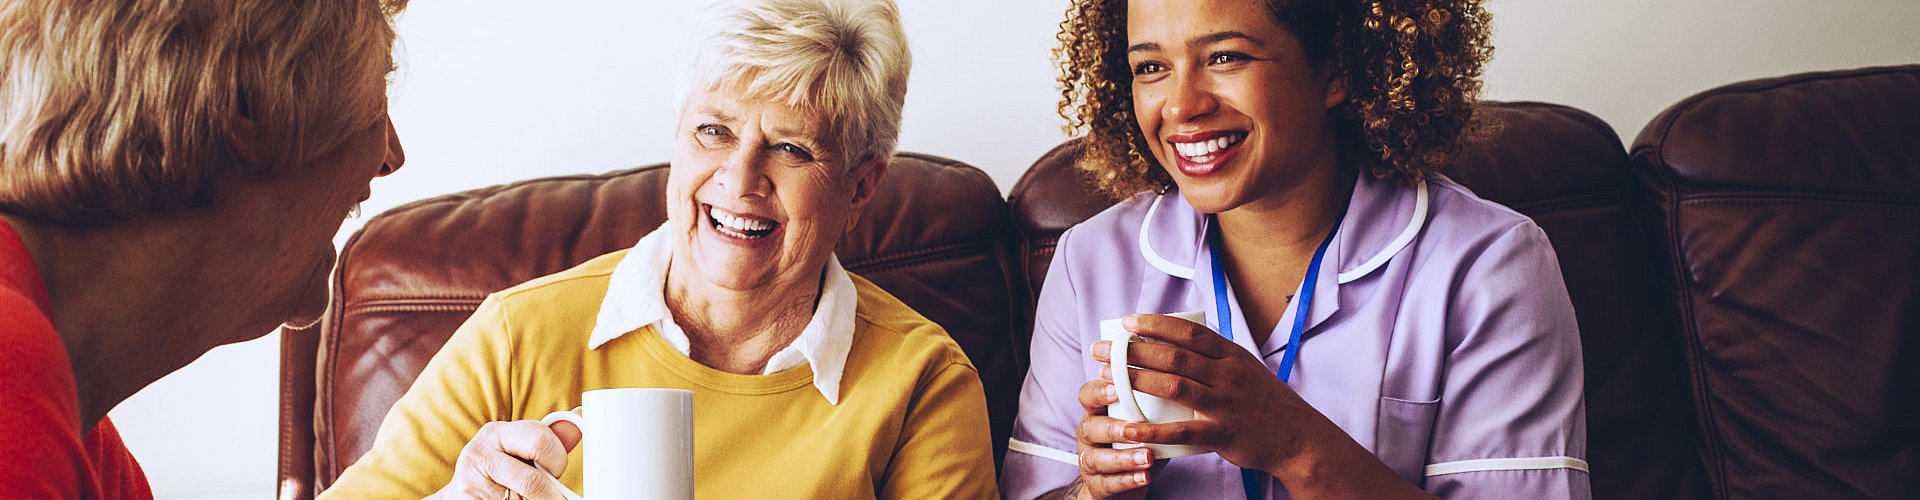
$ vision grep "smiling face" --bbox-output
[665,87,883,298]
[1126,0,1346,214]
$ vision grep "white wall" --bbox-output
[109,1,1919,498]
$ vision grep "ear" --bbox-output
[1324,75,1350,109]
[222,115,268,176]
[843,155,890,233]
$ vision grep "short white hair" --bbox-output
[679,0,911,168]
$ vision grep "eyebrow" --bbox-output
[692,106,735,123]
[1127,31,1265,54]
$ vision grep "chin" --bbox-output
[280,283,330,330]
[1170,179,1246,214]
[280,251,337,329]
[690,255,776,291]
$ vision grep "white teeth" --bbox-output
[708,206,774,238]
[1170,133,1243,162]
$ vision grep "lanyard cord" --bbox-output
[1207,212,1343,500]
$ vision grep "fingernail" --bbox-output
[1133,471,1149,484]
[1103,385,1117,401]
[1123,315,1139,330]
[1133,449,1150,465]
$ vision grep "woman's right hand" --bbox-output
[428,419,583,500]
[1064,377,1160,499]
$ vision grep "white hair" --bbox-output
[677,0,911,168]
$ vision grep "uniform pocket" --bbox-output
[1377,396,1441,487]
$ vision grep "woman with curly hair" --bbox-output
[1000,0,1589,498]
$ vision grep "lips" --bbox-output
[705,204,778,240]
[1166,130,1247,176]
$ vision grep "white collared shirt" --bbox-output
[585,224,858,404]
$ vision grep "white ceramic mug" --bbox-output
[536,388,694,500]
[1103,311,1208,458]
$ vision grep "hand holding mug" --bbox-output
[1070,374,1166,500]
[1059,311,1205,499]
[1091,313,1337,477]
[429,419,582,500]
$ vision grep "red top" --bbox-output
[0,222,152,499]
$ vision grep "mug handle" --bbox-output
[534,411,588,500]
[1107,335,1147,423]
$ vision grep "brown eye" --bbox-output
[1133,61,1166,76]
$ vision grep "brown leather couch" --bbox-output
[279,65,1917,499]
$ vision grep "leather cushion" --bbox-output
[1631,65,1920,499]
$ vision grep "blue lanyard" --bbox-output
[1207,213,1341,500]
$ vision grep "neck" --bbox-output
[1214,165,1356,264]
[663,257,823,375]
[1210,166,1356,343]
[3,215,239,434]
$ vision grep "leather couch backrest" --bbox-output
[279,153,1025,497]
[1007,101,1709,500]
[1630,65,1920,499]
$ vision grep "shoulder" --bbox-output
[1051,190,1191,283]
[1055,190,1159,256]
[1419,174,1554,255]
[455,250,626,353]
[488,250,625,307]
[0,290,87,496]
[0,289,74,401]
[846,273,973,373]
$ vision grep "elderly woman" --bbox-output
[1002,0,1588,499]
[319,0,997,498]
[0,0,407,497]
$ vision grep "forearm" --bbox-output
[1269,428,1436,500]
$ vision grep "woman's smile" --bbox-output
[1167,130,1247,176]
[704,204,779,240]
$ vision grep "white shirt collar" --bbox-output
[587,224,858,404]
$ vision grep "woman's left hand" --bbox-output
[1091,313,1327,476]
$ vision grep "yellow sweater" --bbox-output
[321,251,998,499]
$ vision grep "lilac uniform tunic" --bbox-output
[1001,173,1592,499]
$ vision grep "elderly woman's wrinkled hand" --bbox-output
[430,420,583,500]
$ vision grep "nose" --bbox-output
[715,146,771,197]
[1165,71,1219,124]
[378,115,405,177]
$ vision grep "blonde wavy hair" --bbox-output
[1057,0,1494,199]
[0,0,409,225]
[680,0,912,169]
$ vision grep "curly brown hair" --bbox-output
[1056,0,1494,199]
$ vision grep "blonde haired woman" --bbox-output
[320,0,998,498]
[0,0,407,497]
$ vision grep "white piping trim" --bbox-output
[1138,195,1196,279]
[1338,179,1427,284]
[1424,456,1590,477]
[1007,438,1079,466]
